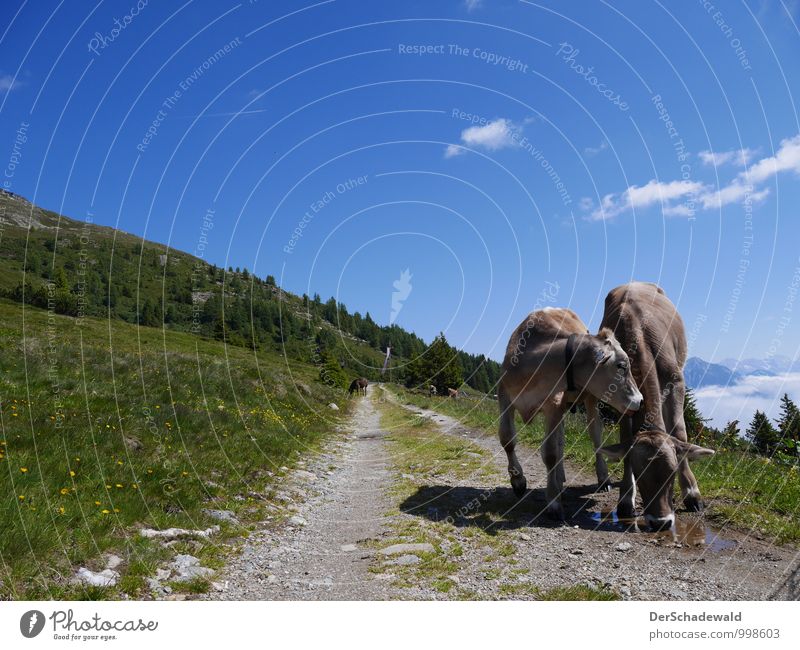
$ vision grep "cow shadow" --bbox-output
[399,482,629,536]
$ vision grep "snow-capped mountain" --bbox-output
[684,357,740,389]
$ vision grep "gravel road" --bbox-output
[205,387,799,600]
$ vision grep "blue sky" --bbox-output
[2,0,800,365]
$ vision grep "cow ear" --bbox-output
[674,441,715,461]
[598,443,627,460]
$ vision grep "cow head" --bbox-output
[574,329,643,414]
[600,431,714,529]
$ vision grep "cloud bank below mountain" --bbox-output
[694,372,800,429]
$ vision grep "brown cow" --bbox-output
[348,377,368,396]
[447,388,458,399]
[499,307,643,519]
[598,282,714,530]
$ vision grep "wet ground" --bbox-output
[588,510,738,552]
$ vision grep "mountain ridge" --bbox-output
[0,189,502,392]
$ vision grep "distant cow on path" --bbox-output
[429,385,437,396]
[597,282,714,530]
[447,388,458,399]
[498,307,643,520]
[348,377,368,396]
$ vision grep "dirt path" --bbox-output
[207,390,401,600]
[206,387,799,600]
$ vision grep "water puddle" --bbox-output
[589,510,737,552]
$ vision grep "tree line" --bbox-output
[686,390,800,465]
[1,224,503,393]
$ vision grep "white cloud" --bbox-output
[698,148,758,167]
[0,74,19,93]
[445,117,517,158]
[698,181,770,210]
[584,140,608,156]
[625,179,703,206]
[464,0,482,11]
[744,133,800,184]
[588,179,704,221]
[662,203,695,217]
[584,133,800,220]
[694,372,800,430]
[462,118,514,149]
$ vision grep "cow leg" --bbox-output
[618,354,661,519]
[498,388,526,496]
[542,406,567,520]
[584,396,610,491]
[664,376,704,511]
[617,414,637,520]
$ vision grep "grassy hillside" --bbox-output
[0,190,504,599]
[395,388,800,544]
[0,190,501,391]
[0,298,346,599]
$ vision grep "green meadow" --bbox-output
[0,299,345,599]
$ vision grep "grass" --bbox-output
[395,388,800,545]
[0,299,347,599]
[378,398,492,490]
[693,454,800,543]
[498,582,619,600]
[370,398,487,594]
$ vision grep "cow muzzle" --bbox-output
[645,512,675,531]
[625,394,643,415]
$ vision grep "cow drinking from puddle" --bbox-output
[598,282,714,531]
[498,307,643,520]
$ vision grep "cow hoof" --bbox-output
[683,494,704,512]
[617,502,636,520]
[510,476,527,497]
[597,477,613,492]
[545,503,565,521]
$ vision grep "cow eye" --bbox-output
[617,362,627,370]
